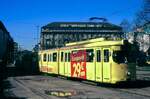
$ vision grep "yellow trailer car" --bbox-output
[39,38,136,84]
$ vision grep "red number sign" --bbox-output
[71,50,86,79]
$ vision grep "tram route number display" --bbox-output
[71,50,86,79]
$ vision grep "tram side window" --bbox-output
[96,50,101,62]
[53,53,57,62]
[47,54,49,61]
[68,52,70,62]
[104,50,109,62]
[86,49,94,62]
[65,53,67,62]
[61,52,64,62]
[49,54,52,62]
[43,54,47,62]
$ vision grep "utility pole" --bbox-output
[36,25,39,44]
[33,25,40,52]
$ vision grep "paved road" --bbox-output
[4,67,150,99]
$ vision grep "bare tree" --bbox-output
[120,19,131,32]
[133,0,150,29]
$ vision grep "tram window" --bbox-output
[49,54,52,62]
[104,50,109,62]
[53,53,57,62]
[65,53,67,62]
[86,49,94,62]
[43,54,47,62]
[48,54,49,61]
[113,51,125,63]
[96,50,101,62]
[61,52,64,62]
[68,53,70,62]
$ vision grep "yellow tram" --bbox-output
[38,38,136,84]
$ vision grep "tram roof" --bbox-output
[65,38,126,48]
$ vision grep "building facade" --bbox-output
[40,22,123,50]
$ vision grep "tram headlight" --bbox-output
[127,72,131,76]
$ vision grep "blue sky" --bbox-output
[0,0,143,50]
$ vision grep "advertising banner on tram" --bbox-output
[71,50,86,79]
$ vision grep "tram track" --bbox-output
[13,77,59,99]
[82,81,150,98]
[61,77,150,98]
[110,88,150,98]
[53,76,150,98]
[10,74,150,99]
[44,75,150,98]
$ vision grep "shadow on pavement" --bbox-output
[117,80,150,88]
[7,51,40,77]
[1,80,26,99]
[96,80,150,89]
[2,96,26,99]
[0,51,39,99]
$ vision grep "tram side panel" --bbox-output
[40,52,48,73]
[102,48,111,83]
[70,47,112,83]
[38,44,136,84]
[111,45,136,83]
[47,51,59,74]
[39,50,59,75]
[111,62,128,83]
[67,48,112,83]
[69,46,130,84]
[95,48,103,82]
[64,51,71,77]
[59,51,65,76]
[59,50,71,77]
[38,52,44,72]
[85,49,96,81]
[94,47,112,83]
[110,46,128,83]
